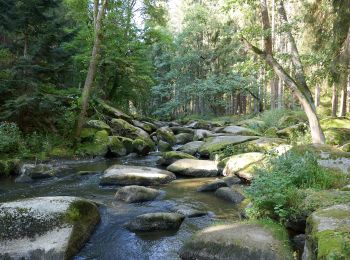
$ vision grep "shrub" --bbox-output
[0,122,23,155]
[246,151,345,222]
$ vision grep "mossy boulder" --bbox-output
[178,141,204,155]
[175,133,194,144]
[193,129,214,141]
[97,99,131,121]
[115,185,161,203]
[124,212,185,232]
[100,164,176,186]
[132,139,152,155]
[108,136,127,156]
[167,159,218,177]
[77,130,109,157]
[0,158,20,177]
[158,140,172,152]
[170,126,194,135]
[237,119,266,130]
[49,146,74,159]
[278,114,307,128]
[303,204,350,260]
[0,196,100,260]
[156,126,176,146]
[276,123,308,139]
[197,179,228,192]
[222,125,260,136]
[157,151,196,166]
[321,117,350,129]
[179,221,293,260]
[85,119,111,132]
[324,128,350,145]
[185,121,213,130]
[198,136,258,158]
[220,152,265,176]
[264,127,278,137]
[80,127,98,141]
[132,120,156,133]
[341,143,350,152]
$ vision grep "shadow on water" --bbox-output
[0,153,242,260]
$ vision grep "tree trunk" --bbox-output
[75,0,108,141]
[332,83,338,117]
[277,78,283,108]
[339,78,348,117]
[314,84,320,107]
[23,33,28,58]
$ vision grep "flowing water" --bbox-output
[0,154,242,260]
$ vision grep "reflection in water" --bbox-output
[0,154,242,260]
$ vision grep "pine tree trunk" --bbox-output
[332,83,338,117]
[75,0,108,141]
[339,78,348,117]
[314,84,320,107]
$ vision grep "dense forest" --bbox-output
[1,0,350,259]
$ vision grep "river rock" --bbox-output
[131,120,156,133]
[0,196,100,260]
[157,151,196,166]
[124,212,185,231]
[214,187,245,204]
[132,139,152,155]
[193,129,214,141]
[15,163,71,182]
[177,141,204,155]
[100,165,176,186]
[167,159,218,177]
[221,152,265,176]
[85,119,111,132]
[78,130,110,157]
[108,136,127,156]
[115,185,161,203]
[303,204,350,260]
[222,125,260,136]
[222,176,242,186]
[197,179,228,192]
[156,126,176,146]
[176,133,194,144]
[158,140,172,152]
[198,136,259,157]
[170,126,194,135]
[185,121,212,130]
[171,205,207,218]
[179,222,293,260]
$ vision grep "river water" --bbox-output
[0,153,242,260]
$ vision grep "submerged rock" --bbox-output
[167,159,218,177]
[124,212,185,231]
[115,185,161,203]
[179,222,293,260]
[303,204,350,260]
[100,165,176,186]
[197,179,228,192]
[157,151,196,166]
[0,196,100,260]
[177,141,204,155]
[214,187,245,204]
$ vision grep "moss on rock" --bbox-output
[0,158,20,177]
[157,151,196,166]
[324,128,350,145]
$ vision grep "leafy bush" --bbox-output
[246,151,345,222]
[0,122,23,155]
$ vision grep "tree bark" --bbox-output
[314,84,320,107]
[332,83,338,117]
[339,78,347,117]
[75,0,108,141]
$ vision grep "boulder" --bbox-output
[100,165,176,186]
[124,212,185,231]
[303,204,350,260]
[237,119,266,130]
[132,139,152,155]
[156,126,176,145]
[221,152,265,176]
[85,119,111,132]
[222,125,260,136]
[158,140,172,152]
[185,121,212,130]
[157,151,196,166]
[197,179,228,192]
[177,141,204,155]
[176,133,194,144]
[115,185,160,203]
[222,176,242,186]
[97,99,131,121]
[77,130,110,157]
[167,159,218,177]
[198,136,259,158]
[278,114,307,128]
[0,196,100,260]
[214,187,245,204]
[193,129,214,141]
[15,163,71,182]
[131,120,156,133]
[340,142,350,152]
[276,123,308,139]
[170,126,194,135]
[171,205,207,218]
[108,136,127,156]
[179,222,293,260]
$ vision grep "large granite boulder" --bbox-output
[198,136,258,158]
[176,133,194,144]
[303,204,350,260]
[167,159,218,177]
[124,212,185,231]
[180,222,293,260]
[156,126,176,146]
[220,152,265,176]
[177,141,204,155]
[115,185,161,203]
[193,129,214,141]
[100,165,176,186]
[197,179,228,192]
[214,187,245,204]
[0,196,100,260]
[157,151,196,166]
[222,125,260,136]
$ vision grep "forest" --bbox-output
[0,0,350,259]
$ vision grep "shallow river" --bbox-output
[0,154,242,260]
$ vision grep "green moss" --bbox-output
[324,128,350,145]
[85,120,111,132]
[316,230,350,259]
[132,139,151,155]
[163,151,195,160]
[0,158,20,177]
[108,136,126,156]
[291,144,350,159]
[49,146,74,159]
[77,130,109,157]
[321,117,350,129]
[64,200,100,260]
[156,127,176,145]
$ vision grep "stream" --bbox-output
[0,153,242,260]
